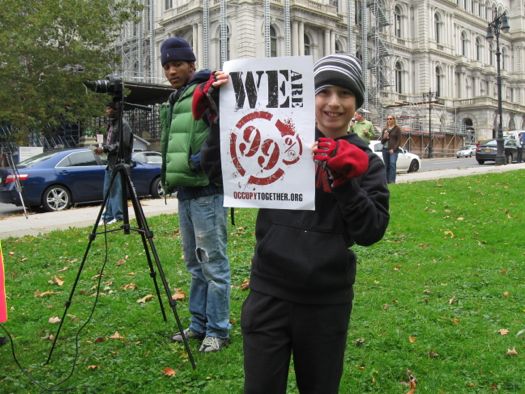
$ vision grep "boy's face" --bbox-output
[163,61,196,88]
[315,86,357,138]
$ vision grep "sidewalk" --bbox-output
[1,163,524,240]
[0,197,179,240]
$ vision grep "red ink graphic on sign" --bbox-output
[229,111,303,186]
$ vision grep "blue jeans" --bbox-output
[102,168,123,221]
[178,194,231,339]
[382,149,398,184]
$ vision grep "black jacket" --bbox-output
[103,117,133,168]
[250,132,389,304]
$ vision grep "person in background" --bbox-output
[192,54,389,393]
[349,107,375,144]
[380,114,401,184]
[94,101,133,225]
[517,132,524,163]
[159,36,231,353]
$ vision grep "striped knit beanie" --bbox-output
[313,54,365,109]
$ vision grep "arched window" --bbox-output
[304,34,311,56]
[395,61,403,93]
[436,66,444,97]
[270,25,278,57]
[335,40,344,53]
[461,31,468,56]
[475,37,483,61]
[489,43,494,66]
[394,6,402,38]
[435,13,442,44]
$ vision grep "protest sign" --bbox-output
[220,56,315,210]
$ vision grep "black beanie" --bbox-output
[313,54,365,109]
[160,37,196,66]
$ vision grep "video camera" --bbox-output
[84,74,123,98]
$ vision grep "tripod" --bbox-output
[46,100,196,369]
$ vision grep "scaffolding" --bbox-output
[366,0,392,123]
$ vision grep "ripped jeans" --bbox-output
[178,194,231,339]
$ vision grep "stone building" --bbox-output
[115,0,525,156]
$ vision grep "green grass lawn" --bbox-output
[1,171,524,393]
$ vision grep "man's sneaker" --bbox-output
[106,218,118,225]
[171,328,204,342]
[199,336,229,353]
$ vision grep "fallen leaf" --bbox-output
[506,347,518,356]
[122,283,137,290]
[406,373,417,394]
[116,258,126,266]
[34,290,58,298]
[9,251,14,256]
[456,216,464,221]
[48,316,61,324]
[502,291,510,298]
[110,331,124,340]
[87,365,98,370]
[137,294,154,304]
[498,328,510,336]
[516,328,525,337]
[57,266,69,273]
[240,278,250,290]
[354,338,365,347]
[451,317,461,325]
[408,336,417,344]
[41,333,55,341]
[171,288,186,301]
[443,230,455,238]
[51,276,64,286]
[94,337,106,343]
[163,367,176,377]
[448,296,457,305]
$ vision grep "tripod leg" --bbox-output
[46,169,116,363]
[122,168,196,369]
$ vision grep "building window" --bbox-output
[436,66,444,97]
[335,40,344,53]
[165,0,172,10]
[304,34,311,55]
[502,46,507,69]
[434,13,442,44]
[395,61,403,93]
[394,6,402,38]
[461,31,468,56]
[475,37,482,61]
[489,43,494,66]
[355,0,362,26]
[270,25,278,57]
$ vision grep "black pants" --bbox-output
[517,147,523,163]
[241,291,352,394]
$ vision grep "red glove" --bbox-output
[314,138,369,188]
[192,73,217,121]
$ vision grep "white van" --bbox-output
[503,130,525,145]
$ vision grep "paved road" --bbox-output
[1,162,525,240]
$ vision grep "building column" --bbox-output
[324,29,330,56]
[292,21,299,56]
[298,21,304,56]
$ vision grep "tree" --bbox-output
[0,0,142,137]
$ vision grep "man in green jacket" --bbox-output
[159,37,230,352]
[350,108,375,144]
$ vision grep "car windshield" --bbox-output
[483,140,497,146]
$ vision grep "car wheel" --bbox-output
[150,177,164,198]
[477,160,484,165]
[408,160,419,173]
[42,185,71,211]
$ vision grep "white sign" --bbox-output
[220,56,316,210]
[18,146,43,162]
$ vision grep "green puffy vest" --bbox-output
[159,84,210,192]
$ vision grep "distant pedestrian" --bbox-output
[380,115,401,183]
[350,108,375,144]
[518,132,525,163]
[94,101,133,225]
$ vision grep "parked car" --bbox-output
[475,139,518,164]
[456,145,476,158]
[368,140,421,173]
[0,148,162,212]
[132,150,162,164]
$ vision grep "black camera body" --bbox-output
[84,74,123,98]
